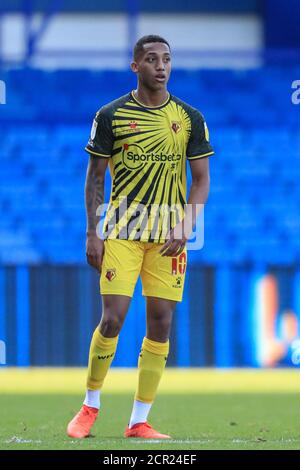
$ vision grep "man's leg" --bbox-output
[67,239,143,438]
[85,294,131,401]
[125,297,176,439]
[125,242,186,438]
[67,294,131,438]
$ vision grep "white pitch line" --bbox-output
[4,437,300,446]
[124,439,213,444]
[5,436,42,444]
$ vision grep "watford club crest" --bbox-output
[105,268,116,281]
[171,121,182,134]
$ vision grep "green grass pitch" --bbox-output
[0,369,300,450]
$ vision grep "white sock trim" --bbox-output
[129,400,152,428]
[83,389,100,409]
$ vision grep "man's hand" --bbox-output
[86,234,104,272]
[159,222,187,257]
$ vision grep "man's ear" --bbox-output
[131,61,138,73]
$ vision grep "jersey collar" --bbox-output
[131,90,171,109]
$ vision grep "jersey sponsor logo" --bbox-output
[90,119,98,140]
[171,121,182,134]
[122,143,181,171]
[105,268,116,281]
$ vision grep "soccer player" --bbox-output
[67,35,214,439]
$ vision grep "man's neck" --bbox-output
[133,87,169,107]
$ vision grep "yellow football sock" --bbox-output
[135,337,169,404]
[86,327,118,390]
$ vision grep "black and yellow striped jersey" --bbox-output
[85,90,214,242]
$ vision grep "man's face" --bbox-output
[131,42,171,92]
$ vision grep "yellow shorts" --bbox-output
[100,239,187,302]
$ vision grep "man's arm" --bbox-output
[187,155,210,215]
[160,157,210,256]
[85,155,109,270]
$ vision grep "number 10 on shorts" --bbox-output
[171,253,186,275]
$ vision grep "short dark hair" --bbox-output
[133,35,171,61]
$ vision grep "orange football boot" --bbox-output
[67,405,99,438]
[124,422,171,439]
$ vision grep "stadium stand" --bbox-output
[1,67,299,265]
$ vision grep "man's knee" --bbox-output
[99,311,124,337]
[99,295,130,337]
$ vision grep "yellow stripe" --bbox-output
[1,368,300,394]
[188,151,214,160]
[85,147,111,158]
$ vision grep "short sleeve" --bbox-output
[85,109,114,158]
[186,110,214,160]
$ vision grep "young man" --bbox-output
[67,35,214,439]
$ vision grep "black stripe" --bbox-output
[114,162,156,199]
[114,161,123,171]
[114,129,155,142]
[112,146,122,156]
[118,104,159,115]
[131,132,161,147]
[135,164,165,239]
[127,163,163,203]
[114,167,131,186]
[135,162,163,238]
[144,165,166,241]
[168,174,174,228]
[125,201,147,238]
[145,136,167,153]
[168,174,174,209]
[104,201,122,237]
[178,185,186,208]
[158,170,170,241]
[142,163,165,207]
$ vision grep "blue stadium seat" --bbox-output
[0,68,299,264]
